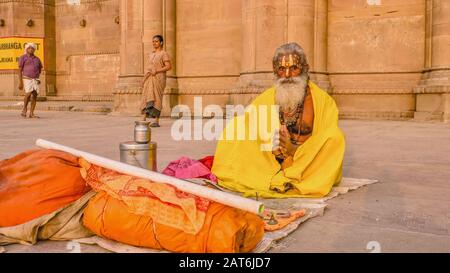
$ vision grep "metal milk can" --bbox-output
[119,120,157,171]
[134,121,151,144]
[119,141,157,171]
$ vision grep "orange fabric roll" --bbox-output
[0,149,91,227]
[82,191,163,250]
[154,201,264,253]
[82,191,264,253]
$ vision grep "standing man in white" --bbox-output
[18,43,43,119]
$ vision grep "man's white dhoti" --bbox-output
[23,78,40,94]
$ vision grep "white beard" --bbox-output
[275,74,308,112]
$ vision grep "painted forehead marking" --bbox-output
[278,54,300,67]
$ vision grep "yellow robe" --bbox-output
[212,81,345,198]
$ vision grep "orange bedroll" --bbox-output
[83,191,264,253]
[0,149,91,227]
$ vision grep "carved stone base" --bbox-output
[112,85,423,121]
[413,69,450,122]
[0,72,16,97]
[112,87,142,116]
[339,110,415,120]
[413,88,450,122]
[332,93,416,121]
[236,73,274,90]
[112,87,180,117]
[309,73,331,92]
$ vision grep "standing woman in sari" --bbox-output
[141,35,172,127]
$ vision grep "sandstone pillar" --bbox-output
[287,0,329,90]
[113,0,145,115]
[161,0,178,117]
[43,2,56,96]
[238,0,285,93]
[415,0,450,122]
[175,0,242,111]
[237,0,329,104]
[114,0,178,116]
[311,0,330,90]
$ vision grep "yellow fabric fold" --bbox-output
[212,81,345,198]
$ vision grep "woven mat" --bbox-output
[74,177,379,253]
[253,177,379,252]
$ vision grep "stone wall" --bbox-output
[414,0,450,122]
[0,0,120,99]
[55,0,120,98]
[2,0,450,121]
[328,0,424,120]
[0,0,52,97]
[175,0,242,109]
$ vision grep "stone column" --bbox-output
[287,0,329,90]
[415,0,450,122]
[113,0,146,115]
[236,0,328,103]
[311,0,330,90]
[143,0,163,57]
[175,0,241,112]
[237,0,285,95]
[161,0,178,117]
[43,2,56,96]
[114,0,177,116]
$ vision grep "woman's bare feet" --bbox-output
[29,114,40,119]
[21,111,27,118]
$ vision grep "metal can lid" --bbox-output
[119,141,157,150]
[135,121,150,126]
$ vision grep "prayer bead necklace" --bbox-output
[279,92,308,146]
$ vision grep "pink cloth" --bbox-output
[162,156,218,183]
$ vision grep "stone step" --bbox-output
[0,100,113,114]
[0,95,113,102]
[0,96,47,102]
[46,95,113,102]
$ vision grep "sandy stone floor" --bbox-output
[1,110,450,253]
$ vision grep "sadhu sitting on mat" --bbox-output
[212,42,346,198]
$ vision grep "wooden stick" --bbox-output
[36,139,264,215]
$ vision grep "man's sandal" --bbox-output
[150,122,160,128]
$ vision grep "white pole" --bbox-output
[36,139,264,215]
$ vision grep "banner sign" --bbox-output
[0,37,45,70]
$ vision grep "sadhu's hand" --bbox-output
[18,82,23,90]
[279,125,299,157]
